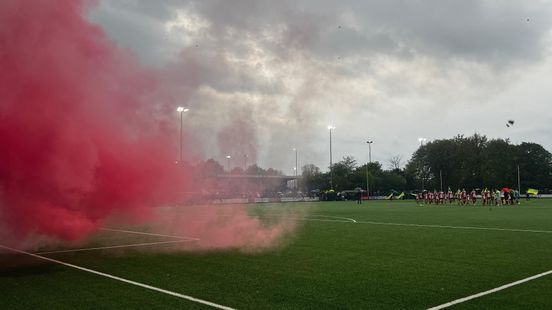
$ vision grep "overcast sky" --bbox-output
[88,0,552,174]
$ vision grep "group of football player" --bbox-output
[415,188,520,206]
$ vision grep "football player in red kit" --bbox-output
[470,189,477,205]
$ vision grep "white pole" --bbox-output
[419,138,426,192]
[226,155,231,172]
[366,141,373,199]
[517,165,521,194]
[176,107,188,163]
[295,148,298,190]
[179,111,183,163]
[329,128,333,189]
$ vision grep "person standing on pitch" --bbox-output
[461,189,468,205]
[356,188,362,205]
[470,189,477,205]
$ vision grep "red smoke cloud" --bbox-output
[0,0,185,242]
[0,0,295,250]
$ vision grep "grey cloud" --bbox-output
[89,0,552,171]
[90,0,552,66]
[307,0,552,64]
[88,1,184,66]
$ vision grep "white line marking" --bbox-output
[257,213,357,223]
[427,269,552,309]
[258,215,552,234]
[309,214,357,223]
[260,214,552,234]
[0,244,235,310]
[298,218,352,223]
[35,240,192,255]
[353,220,552,234]
[100,228,200,241]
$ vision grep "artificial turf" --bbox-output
[1,199,551,309]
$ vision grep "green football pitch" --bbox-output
[1,200,552,309]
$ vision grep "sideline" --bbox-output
[427,269,552,309]
[0,244,235,310]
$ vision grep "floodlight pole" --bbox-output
[366,141,373,199]
[440,169,443,192]
[418,138,427,192]
[176,107,189,163]
[179,111,183,163]
[226,155,231,172]
[294,148,298,190]
[328,126,335,190]
[517,165,521,194]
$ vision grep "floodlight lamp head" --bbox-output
[177,106,184,112]
[327,125,336,130]
[226,155,231,159]
[366,140,373,144]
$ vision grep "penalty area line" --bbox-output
[0,244,235,310]
[35,240,193,255]
[427,269,552,309]
[100,228,200,241]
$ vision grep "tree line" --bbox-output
[300,134,552,194]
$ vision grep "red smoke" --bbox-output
[0,0,185,242]
[0,0,295,250]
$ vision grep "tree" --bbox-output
[388,154,403,171]
[299,135,552,195]
[266,168,283,176]
[230,167,245,175]
[196,159,225,178]
[302,164,320,176]
[301,164,327,191]
[405,134,552,192]
[245,164,266,175]
[379,170,407,193]
[481,139,515,189]
[332,156,360,190]
[516,142,552,191]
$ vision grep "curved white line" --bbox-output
[308,214,357,223]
